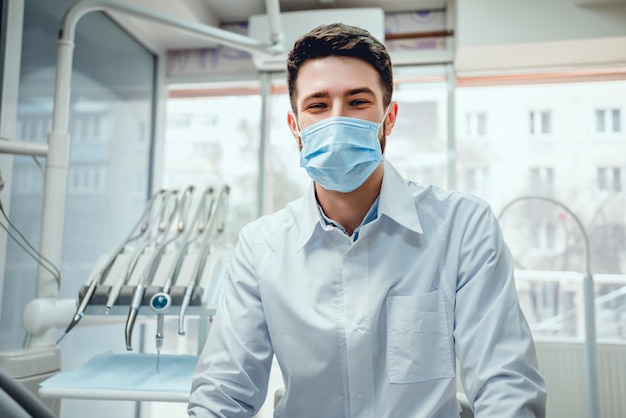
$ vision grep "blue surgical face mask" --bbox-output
[297,110,388,193]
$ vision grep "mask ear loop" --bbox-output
[378,105,392,132]
[291,111,303,142]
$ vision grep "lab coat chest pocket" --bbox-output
[386,291,454,383]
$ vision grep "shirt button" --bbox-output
[356,392,364,399]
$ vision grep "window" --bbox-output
[596,108,621,133]
[465,112,487,137]
[529,110,552,135]
[387,82,447,189]
[72,113,105,142]
[457,80,626,343]
[464,166,489,196]
[598,167,624,192]
[17,114,50,141]
[67,165,106,194]
[164,95,262,245]
[529,167,554,194]
[12,163,42,195]
[531,220,557,254]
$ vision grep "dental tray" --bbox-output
[39,351,198,402]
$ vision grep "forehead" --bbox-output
[295,56,383,101]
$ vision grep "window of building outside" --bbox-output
[596,108,622,133]
[529,167,554,194]
[456,80,626,342]
[598,167,625,192]
[3,2,155,418]
[466,112,487,137]
[464,166,489,197]
[529,110,552,136]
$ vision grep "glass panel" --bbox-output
[456,80,626,341]
[268,94,309,213]
[387,81,448,188]
[162,95,261,246]
[4,1,155,416]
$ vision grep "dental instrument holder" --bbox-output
[74,186,230,360]
[78,283,206,315]
[79,248,223,360]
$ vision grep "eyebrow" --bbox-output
[301,87,377,102]
[345,87,376,98]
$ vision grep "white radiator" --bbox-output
[535,341,626,418]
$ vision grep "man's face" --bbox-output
[288,56,394,149]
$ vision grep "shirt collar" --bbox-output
[318,195,380,242]
[296,159,423,251]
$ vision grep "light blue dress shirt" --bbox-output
[188,159,546,418]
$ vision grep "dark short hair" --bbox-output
[286,23,393,112]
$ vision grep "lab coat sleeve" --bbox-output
[187,224,274,418]
[453,201,547,418]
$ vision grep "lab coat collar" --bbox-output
[296,159,423,251]
[378,159,423,235]
[296,183,321,252]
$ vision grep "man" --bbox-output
[188,23,546,418]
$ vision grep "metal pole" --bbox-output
[446,63,457,190]
[257,72,271,218]
[0,138,48,157]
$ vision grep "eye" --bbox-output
[350,98,371,107]
[305,102,327,111]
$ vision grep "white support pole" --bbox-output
[264,0,284,45]
[257,72,271,218]
[0,139,48,157]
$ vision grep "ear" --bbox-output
[383,101,399,136]
[287,111,302,147]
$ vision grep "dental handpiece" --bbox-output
[148,186,200,314]
[106,238,151,314]
[58,276,98,343]
[150,292,171,372]
[125,190,182,350]
[178,185,229,335]
[103,190,167,314]
[125,242,173,350]
[57,190,166,345]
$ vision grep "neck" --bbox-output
[315,163,384,236]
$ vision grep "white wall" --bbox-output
[455,0,626,73]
